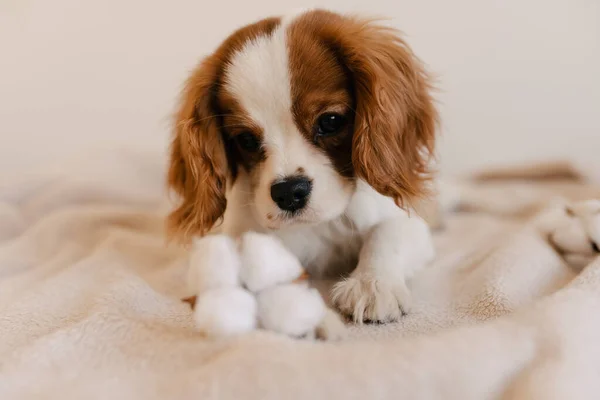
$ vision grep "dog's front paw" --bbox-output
[331,274,411,323]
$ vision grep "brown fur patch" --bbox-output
[218,91,266,171]
[287,21,355,178]
[167,9,438,242]
[287,10,437,207]
[167,17,280,242]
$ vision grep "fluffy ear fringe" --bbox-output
[166,56,229,242]
[348,20,438,208]
[300,10,438,207]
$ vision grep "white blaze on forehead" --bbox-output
[223,11,355,226]
[224,17,315,176]
[224,25,291,128]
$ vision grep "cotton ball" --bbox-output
[257,283,326,337]
[315,308,347,341]
[193,287,257,338]
[187,235,241,296]
[239,232,304,292]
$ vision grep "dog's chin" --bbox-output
[260,212,320,231]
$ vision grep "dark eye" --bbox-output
[316,113,347,137]
[236,132,260,152]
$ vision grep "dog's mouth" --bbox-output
[265,209,319,230]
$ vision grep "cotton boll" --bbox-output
[257,283,326,337]
[187,235,241,296]
[239,232,304,292]
[193,288,257,338]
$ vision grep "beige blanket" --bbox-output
[1,150,600,399]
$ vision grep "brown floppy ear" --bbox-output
[329,15,438,207]
[167,56,228,241]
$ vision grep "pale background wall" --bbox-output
[1,0,598,177]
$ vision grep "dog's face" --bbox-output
[168,10,437,239]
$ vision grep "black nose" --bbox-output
[270,176,312,212]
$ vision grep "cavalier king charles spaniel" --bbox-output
[167,9,438,323]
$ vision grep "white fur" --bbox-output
[541,200,600,271]
[193,287,257,338]
[223,19,353,231]
[239,232,304,292]
[222,178,434,321]
[218,12,436,322]
[332,213,435,322]
[187,235,241,296]
[257,283,326,337]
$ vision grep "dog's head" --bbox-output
[167,10,437,240]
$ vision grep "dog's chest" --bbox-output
[220,180,402,278]
[274,217,363,278]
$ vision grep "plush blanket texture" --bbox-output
[1,150,599,399]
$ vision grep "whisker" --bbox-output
[234,188,255,196]
[338,101,364,120]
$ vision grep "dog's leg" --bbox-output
[332,214,435,323]
[541,200,600,271]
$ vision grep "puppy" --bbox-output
[167,9,438,323]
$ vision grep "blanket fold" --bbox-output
[1,152,599,399]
